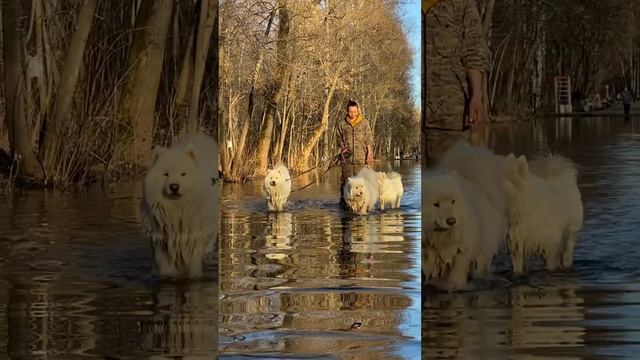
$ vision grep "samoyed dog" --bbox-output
[436,140,511,213]
[423,170,506,291]
[503,153,583,274]
[343,167,379,215]
[263,164,291,212]
[378,171,403,210]
[140,132,220,278]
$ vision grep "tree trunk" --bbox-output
[223,93,241,175]
[120,0,174,168]
[254,0,291,176]
[230,7,276,180]
[2,0,43,180]
[287,102,296,168]
[172,27,195,136]
[532,6,545,111]
[275,70,297,163]
[43,0,98,183]
[294,73,339,172]
[185,0,217,133]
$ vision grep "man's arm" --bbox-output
[467,68,484,124]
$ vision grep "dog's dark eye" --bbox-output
[433,202,439,208]
[451,199,455,205]
[181,172,186,176]
[163,172,169,177]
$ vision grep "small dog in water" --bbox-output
[343,167,379,215]
[378,171,403,210]
[140,132,220,278]
[263,164,291,211]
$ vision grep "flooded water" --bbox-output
[0,186,219,359]
[4,117,640,359]
[424,117,640,359]
[218,161,422,359]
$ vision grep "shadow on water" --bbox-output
[0,186,219,359]
[218,161,422,359]
[424,116,640,359]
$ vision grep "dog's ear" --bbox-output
[150,145,167,165]
[506,153,516,161]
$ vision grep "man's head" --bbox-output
[347,100,360,120]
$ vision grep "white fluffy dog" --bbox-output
[436,140,511,213]
[503,153,583,274]
[343,167,379,215]
[140,132,220,278]
[423,170,506,291]
[263,164,291,212]
[378,171,403,210]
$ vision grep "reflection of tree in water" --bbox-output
[423,281,587,359]
[5,277,100,358]
[218,190,418,357]
[3,277,219,358]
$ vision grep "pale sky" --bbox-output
[399,0,421,109]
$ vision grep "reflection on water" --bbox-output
[218,162,421,359]
[424,117,640,359]
[0,186,218,358]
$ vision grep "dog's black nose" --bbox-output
[270,181,276,186]
[446,217,456,226]
[169,183,180,193]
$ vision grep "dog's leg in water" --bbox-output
[473,255,492,279]
[422,246,439,280]
[447,253,471,291]
[267,198,276,212]
[544,244,562,271]
[561,231,577,268]
[510,246,525,275]
[154,249,178,277]
[186,257,204,278]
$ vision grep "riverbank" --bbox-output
[550,102,640,117]
[0,147,144,192]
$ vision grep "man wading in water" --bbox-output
[335,100,375,207]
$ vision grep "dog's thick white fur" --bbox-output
[344,167,379,215]
[436,140,510,213]
[503,153,583,274]
[140,132,220,278]
[378,171,403,210]
[423,170,506,291]
[263,164,291,211]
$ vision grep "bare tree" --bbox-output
[43,0,98,183]
[219,0,416,181]
[119,0,174,168]
[2,0,42,180]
